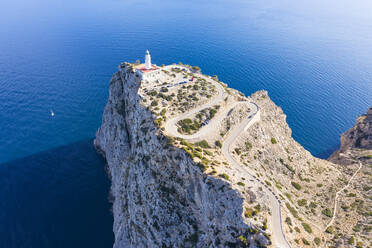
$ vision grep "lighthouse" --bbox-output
[145,50,152,69]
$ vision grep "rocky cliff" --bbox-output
[329,106,372,164]
[328,106,372,248]
[94,63,268,248]
[95,62,371,248]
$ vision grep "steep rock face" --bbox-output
[339,107,372,151]
[94,64,267,248]
[328,106,371,248]
[329,106,372,165]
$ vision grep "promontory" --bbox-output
[95,54,371,248]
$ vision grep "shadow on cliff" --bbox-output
[0,139,114,248]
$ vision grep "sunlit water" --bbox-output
[0,0,371,246]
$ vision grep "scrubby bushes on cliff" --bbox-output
[219,173,229,180]
[291,181,302,190]
[321,208,333,217]
[302,222,312,233]
[195,140,210,149]
[178,118,200,134]
[215,140,222,148]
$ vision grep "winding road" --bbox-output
[163,71,291,248]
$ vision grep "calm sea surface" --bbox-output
[0,0,371,246]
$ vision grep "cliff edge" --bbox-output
[95,62,370,248]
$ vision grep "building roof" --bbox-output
[135,64,158,73]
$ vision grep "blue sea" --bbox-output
[0,0,371,247]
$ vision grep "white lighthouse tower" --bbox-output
[145,50,152,69]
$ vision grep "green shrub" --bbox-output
[219,173,229,180]
[244,208,257,218]
[285,163,295,173]
[297,199,307,207]
[195,140,210,148]
[286,203,299,218]
[151,100,158,106]
[309,202,317,208]
[326,226,333,234]
[254,204,261,212]
[154,118,162,127]
[238,235,249,246]
[271,138,277,144]
[291,181,302,190]
[302,238,310,245]
[237,182,245,186]
[302,222,312,233]
[192,65,201,72]
[314,237,321,246]
[353,224,361,232]
[265,180,272,186]
[356,242,363,248]
[262,219,268,230]
[215,140,222,148]
[285,217,292,226]
[348,236,354,245]
[245,141,252,150]
[322,208,333,218]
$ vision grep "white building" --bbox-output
[145,50,152,69]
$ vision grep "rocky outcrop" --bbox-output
[339,107,371,151]
[329,106,372,165]
[328,106,371,248]
[95,62,371,248]
[94,63,268,248]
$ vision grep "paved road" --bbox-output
[164,71,227,141]
[221,105,290,248]
[163,70,290,248]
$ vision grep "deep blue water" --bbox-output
[0,140,113,248]
[0,0,371,246]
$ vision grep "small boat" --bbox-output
[50,109,55,117]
